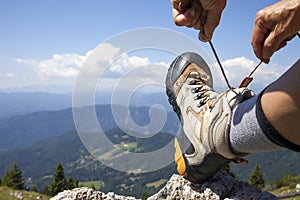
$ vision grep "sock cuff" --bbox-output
[256,91,300,152]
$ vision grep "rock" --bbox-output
[296,184,300,192]
[149,171,277,200]
[50,187,137,200]
[51,171,278,200]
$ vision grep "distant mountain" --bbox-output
[0,108,75,151]
[0,129,176,197]
[1,127,300,197]
[0,92,72,119]
[231,150,300,183]
[0,91,171,119]
[0,104,180,151]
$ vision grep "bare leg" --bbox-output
[262,59,300,145]
[230,59,300,154]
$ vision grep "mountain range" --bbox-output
[0,91,300,197]
[0,91,172,119]
[0,128,176,197]
[0,103,179,152]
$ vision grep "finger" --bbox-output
[251,29,266,62]
[251,12,269,62]
[172,8,196,26]
[172,0,196,26]
[190,1,203,29]
[198,10,208,41]
[193,17,202,30]
[262,28,286,61]
[198,10,220,42]
[278,40,287,50]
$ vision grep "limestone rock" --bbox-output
[50,187,137,200]
[149,171,277,199]
[51,171,278,200]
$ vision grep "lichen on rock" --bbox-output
[51,171,278,200]
[149,171,277,200]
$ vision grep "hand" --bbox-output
[198,0,226,42]
[252,0,300,63]
[171,0,226,42]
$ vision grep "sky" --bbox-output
[0,0,299,93]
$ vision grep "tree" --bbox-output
[90,183,96,190]
[48,163,79,196]
[141,192,148,200]
[65,176,78,190]
[248,164,265,189]
[49,163,66,196]
[31,184,38,192]
[2,163,24,190]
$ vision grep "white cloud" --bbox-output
[220,57,287,91]
[0,72,15,78]
[109,55,150,74]
[222,56,255,68]
[15,43,121,79]
[16,53,85,79]
[14,43,171,93]
[16,42,289,94]
[15,47,289,93]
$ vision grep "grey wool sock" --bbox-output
[229,93,283,154]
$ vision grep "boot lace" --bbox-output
[188,72,212,108]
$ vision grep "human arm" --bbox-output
[251,0,300,63]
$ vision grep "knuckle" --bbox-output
[255,9,268,24]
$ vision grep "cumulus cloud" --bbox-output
[16,53,85,79]
[16,41,290,94]
[15,43,167,81]
[221,57,287,91]
[0,72,15,78]
[14,43,171,93]
[110,55,150,73]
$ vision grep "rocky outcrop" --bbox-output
[50,187,137,200]
[149,172,277,200]
[51,171,277,200]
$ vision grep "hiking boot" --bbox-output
[166,52,254,183]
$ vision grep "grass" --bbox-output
[0,186,50,200]
[270,187,300,200]
[118,142,138,152]
[146,179,167,189]
[79,180,105,190]
[266,172,300,199]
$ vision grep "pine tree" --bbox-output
[2,163,24,190]
[31,184,38,192]
[248,164,265,189]
[49,163,66,196]
[141,192,148,200]
[65,177,77,190]
[90,183,96,190]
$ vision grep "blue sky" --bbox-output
[0,0,299,92]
